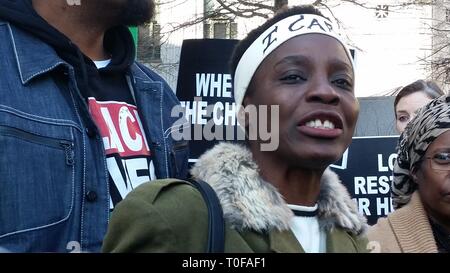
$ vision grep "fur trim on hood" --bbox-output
[190,142,367,235]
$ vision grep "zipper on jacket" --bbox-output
[60,141,75,166]
[0,125,75,166]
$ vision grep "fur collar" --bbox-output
[190,142,367,235]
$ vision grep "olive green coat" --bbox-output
[103,143,368,253]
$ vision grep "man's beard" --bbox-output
[118,0,155,26]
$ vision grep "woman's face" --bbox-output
[414,130,450,224]
[395,92,433,133]
[245,34,359,169]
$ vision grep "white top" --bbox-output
[287,204,327,253]
[93,59,111,69]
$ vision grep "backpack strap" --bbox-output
[188,179,225,253]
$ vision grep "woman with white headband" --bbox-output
[102,5,368,253]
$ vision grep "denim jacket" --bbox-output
[0,21,189,252]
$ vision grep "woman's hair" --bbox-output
[230,5,325,78]
[394,80,444,115]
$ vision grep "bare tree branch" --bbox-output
[142,0,450,89]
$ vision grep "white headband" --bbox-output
[234,14,354,110]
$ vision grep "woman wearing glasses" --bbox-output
[368,95,450,253]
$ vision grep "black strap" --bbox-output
[188,179,225,253]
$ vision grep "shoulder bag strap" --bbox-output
[188,179,225,253]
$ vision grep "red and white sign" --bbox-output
[88,98,150,157]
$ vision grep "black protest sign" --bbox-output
[330,136,399,225]
[176,39,240,162]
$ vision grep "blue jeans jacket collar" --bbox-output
[6,22,68,85]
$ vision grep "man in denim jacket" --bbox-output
[0,0,189,252]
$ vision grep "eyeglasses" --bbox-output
[423,152,450,171]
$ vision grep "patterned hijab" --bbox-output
[392,95,450,209]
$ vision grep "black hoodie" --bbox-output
[0,0,136,103]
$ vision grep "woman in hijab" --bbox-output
[369,95,450,253]
[102,5,368,253]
